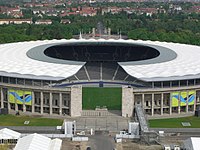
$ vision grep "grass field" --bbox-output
[82,87,122,110]
[0,114,63,126]
[149,116,200,128]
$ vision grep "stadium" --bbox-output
[0,39,200,117]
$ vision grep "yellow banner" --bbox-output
[171,90,195,107]
[8,89,32,105]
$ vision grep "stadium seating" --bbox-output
[86,62,101,80]
[102,62,118,80]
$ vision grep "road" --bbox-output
[88,134,115,150]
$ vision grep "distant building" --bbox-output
[60,19,71,24]
[0,19,32,25]
[35,19,52,25]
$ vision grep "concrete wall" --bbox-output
[122,86,134,117]
[70,86,82,117]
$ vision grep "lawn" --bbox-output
[0,114,63,126]
[149,116,200,128]
[82,87,122,110]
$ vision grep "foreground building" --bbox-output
[14,133,62,150]
[0,39,200,117]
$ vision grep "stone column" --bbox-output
[151,93,154,116]
[15,98,18,112]
[161,93,163,115]
[49,92,52,115]
[40,91,43,114]
[170,81,172,87]
[0,88,4,108]
[7,90,11,113]
[23,104,26,112]
[70,86,82,117]
[59,93,62,115]
[23,91,26,113]
[122,86,134,117]
[152,82,154,88]
[178,91,181,114]
[31,91,35,113]
[194,90,196,112]
[186,91,189,113]
[161,82,163,88]
[142,94,144,108]
[169,93,172,115]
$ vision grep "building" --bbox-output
[184,137,200,150]
[0,39,200,117]
[14,133,62,150]
[0,128,21,144]
[35,19,52,25]
[0,19,32,25]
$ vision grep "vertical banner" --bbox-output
[188,90,195,106]
[171,90,195,107]
[8,89,32,105]
[172,92,179,107]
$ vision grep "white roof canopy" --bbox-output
[14,133,62,150]
[0,128,21,140]
[1,39,200,81]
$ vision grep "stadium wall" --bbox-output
[1,82,200,117]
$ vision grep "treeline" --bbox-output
[128,29,200,45]
[1,12,200,45]
[0,22,94,44]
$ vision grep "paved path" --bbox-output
[89,134,115,150]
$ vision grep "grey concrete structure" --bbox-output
[70,86,82,117]
[122,86,134,117]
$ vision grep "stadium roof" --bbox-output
[1,39,200,82]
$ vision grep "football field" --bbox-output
[82,87,122,110]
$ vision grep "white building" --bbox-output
[14,133,62,150]
[184,137,200,150]
[0,128,21,144]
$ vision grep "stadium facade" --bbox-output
[0,39,200,117]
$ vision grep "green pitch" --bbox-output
[149,116,200,128]
[0,114,63,126]
[82,87,122,110]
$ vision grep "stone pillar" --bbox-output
[178,91,181,114]
[23,91,26,113]
[59,93,62,115]
[122,86,134,117]
[31,91,35,113]
[186,91,189,113]
[7,90,11,113]
[15,99,18,112]
[169,93,172,115]
[194,90,196,112]
[151,93,154,116]
[0,88,4,108]
[161,93,163,115]
[152,82,154,88]
[49,92,52,115]
[170,81,172,87]
[70,86,82,117]
[161,82,163,88]
[142,94,144,108]
[23,104,26,112]
[40,91,43,114]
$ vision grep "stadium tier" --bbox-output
[0,39,200,117]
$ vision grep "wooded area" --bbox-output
[1,11,200,45]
